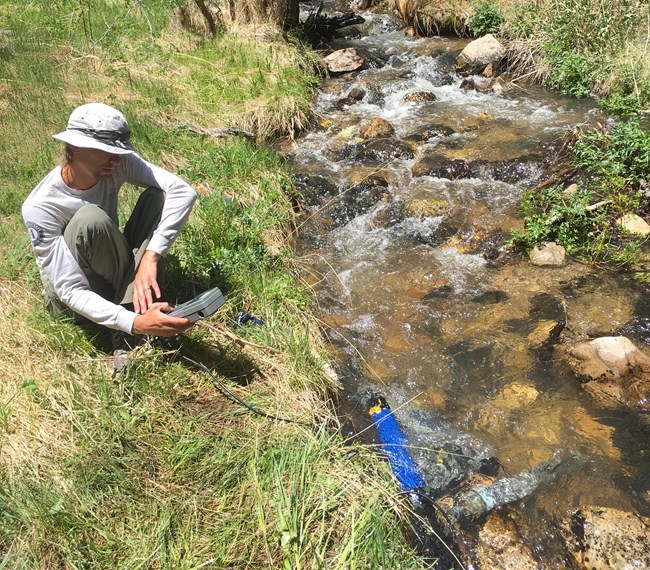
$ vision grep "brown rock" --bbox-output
[566,336,650,381]
[561,507,650,570]
[402,91,437,104]
[359,118,395,139]
[477,514,542,570]
[405,197,450,219]
[324,48,364,74]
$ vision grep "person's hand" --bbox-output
[134,250,161,314]
[132,302,193,337]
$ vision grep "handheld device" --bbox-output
[168,287,225,323]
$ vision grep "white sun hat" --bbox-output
[53,102,136,154]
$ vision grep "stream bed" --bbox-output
[287,3,650,567]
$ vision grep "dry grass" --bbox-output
[0,279,101,475]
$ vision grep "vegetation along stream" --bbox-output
[288,2,650,567]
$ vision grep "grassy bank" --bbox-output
[0,2,428,567]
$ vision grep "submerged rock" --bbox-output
[476,514,543,570]
[372,196,406,228]
[405,197,451,219]
[561,507,650,570]
[352,137,414,162]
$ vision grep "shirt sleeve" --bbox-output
[122,154,198,256]
[22,202,137,334]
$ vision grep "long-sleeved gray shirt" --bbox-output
[22,153,197,333]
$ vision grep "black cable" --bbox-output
[182,355,314,428]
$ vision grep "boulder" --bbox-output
[324,48,364,74]
[558,336,650,411]
[561,507,650,570]
[564,336,650,381]
[456,34,506,75]
[529,242,566,266]
[360,118,395,139]
[617,213,650,236]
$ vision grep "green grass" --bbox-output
[0,2,429,568]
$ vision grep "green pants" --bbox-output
[43,187,165,322]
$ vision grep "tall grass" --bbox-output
[0,1,429,568]
[504,0,650,111]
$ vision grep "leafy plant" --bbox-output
[510,120,649,266]
[466,0,504,36]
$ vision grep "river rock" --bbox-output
[529,242,566,266]
[347,87,366,100]
[335,96,360,110]
[617,213,650,236]
[402,91,438,104]
[558,336,650,410]
[351,138,414,162]
[360,117,394,139]
[561,507,650,570]
[476,514,542,570]
[456,34,505,75]
[324,48,364,74]
[403,123,456,142]
[294,174,338,206]
[412,152,471,179]
[563,336,650,381]
[406,197,450,219]
[372,196,406,228]
[348,0,371,11]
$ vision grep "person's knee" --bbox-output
[65,204,111,238]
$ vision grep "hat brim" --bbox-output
[53,130,136,155]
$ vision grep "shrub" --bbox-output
[466,0,504,36]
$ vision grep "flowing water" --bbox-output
[288,3,650,566]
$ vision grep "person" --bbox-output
[22,102,198,368]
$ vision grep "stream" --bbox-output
[287,2,650,567]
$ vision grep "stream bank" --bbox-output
[288,2,650,568]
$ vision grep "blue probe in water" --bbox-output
[368,396,425,492]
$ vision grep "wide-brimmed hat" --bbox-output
[53,102,136,155]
